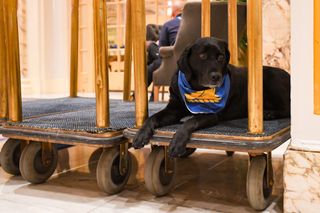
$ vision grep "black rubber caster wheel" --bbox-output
[0,139,23,175]
[88,148,103,175]
[144,146,176,196]
[226,151,235,157]
[180,148,196,158]
[19,142,58,184]
[246,155,273,211]
[96,146,132,195]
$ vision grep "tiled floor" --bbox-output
[0,134,289,213]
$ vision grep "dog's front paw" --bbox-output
[168,133,188,158]
[169,143,186,158]
[132,128,151,149]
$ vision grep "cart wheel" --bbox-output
[0,139,22,175]
[96,147,132,195]
[19,142,58,184]
[226,151,234,157]
[144,146,176,196]
[88,148,103,175]
[180,148,196,158]
[246,155,273,210]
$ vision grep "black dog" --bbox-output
[133,37,290,157]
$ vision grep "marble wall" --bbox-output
[263,0,291,72]
[284,149,320,213]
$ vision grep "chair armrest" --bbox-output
[159,46,174,58]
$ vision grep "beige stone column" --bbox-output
[284,0,320,212]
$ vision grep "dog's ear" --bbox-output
[217,40,230,65]
[177,45,193,81]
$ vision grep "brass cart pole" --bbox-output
[228,0,238,65]
[123,0,132,101]
[93,0,110,127]
[132,0,148,127]
[247,0,263,133]
[70,0,79,97]
[4,0,22,122]
[201,0,211,37]
[0,0,8,120]
[314,0,320,115]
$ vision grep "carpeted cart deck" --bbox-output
[21,97,97,118]
[124,117,291,153]
[0,98,290,151]
[0,97,96,124]
[0,100,165,147]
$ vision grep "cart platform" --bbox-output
[0,97,96,124]
[124,118,290,153]
[0,100,165,189]
[0,100,165,146]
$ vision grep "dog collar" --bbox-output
[178,71,230,114]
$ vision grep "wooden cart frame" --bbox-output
[123,0,291,211]
[0,0,144,195]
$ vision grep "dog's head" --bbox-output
[178,37,230,89]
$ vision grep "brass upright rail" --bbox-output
[123,0,132,101]
[93,0,110,127]
[228,0,238,65]
[4,0,22,122]
[0,0,8,120]
[70,0,79,97]
[201,0,211,37]
[131,0,148,127]
[315,0,320,115]
[247,0,263,133]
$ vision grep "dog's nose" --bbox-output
[210,73,221,82]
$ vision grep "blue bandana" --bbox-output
[178,71,230,114]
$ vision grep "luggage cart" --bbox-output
[0,100,165,194]
[124,118,290,209]
[123,0,291,211]
[0,0,149,195]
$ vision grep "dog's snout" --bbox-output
[210,73,221,82]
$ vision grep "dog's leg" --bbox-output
[169,114,218,157]
[132,105,186,149]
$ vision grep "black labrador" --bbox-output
[133,37,290,157]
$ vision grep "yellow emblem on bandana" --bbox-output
[184,88,222,103]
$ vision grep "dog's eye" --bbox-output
[199,53,207,60]
[217,54,225,63]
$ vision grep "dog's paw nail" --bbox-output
[132,145,140,149]
[132,141,144,149]
[170,147,186,158]
[133,132,151,149]
[169,148,182,158]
